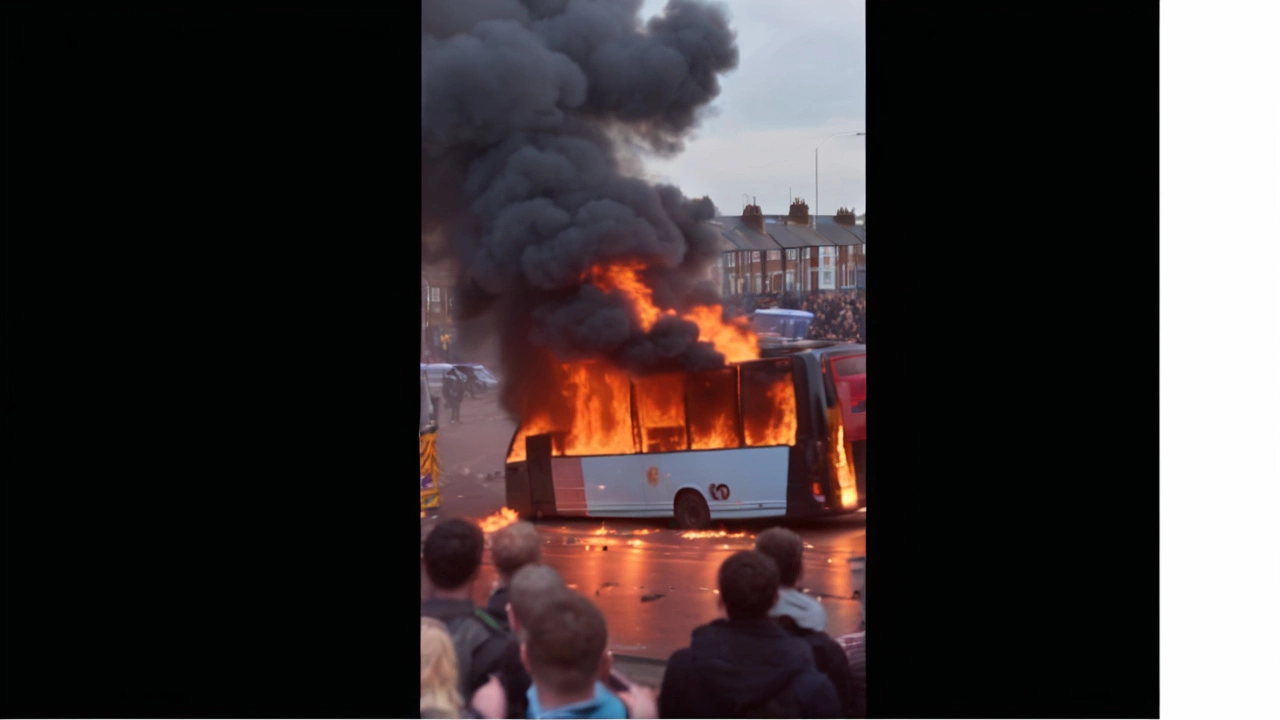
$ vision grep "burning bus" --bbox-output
[504,340,865,529]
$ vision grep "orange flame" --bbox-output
[743,375,797,447]
[828,406,858,508]
[505,261,800,465]
[680,529,752,540]
[591,261,758,363]
[507,361,636,463]
[477,507,519,533]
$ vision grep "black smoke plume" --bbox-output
[422,0,740,414]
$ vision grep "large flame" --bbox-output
[507,361,636,463]
[591,261,758,363]
[828,406,858,508]
[506,261,797,464]
[743,373,798,447]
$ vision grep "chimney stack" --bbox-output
[789,198,811,225]
[742,202,764,232]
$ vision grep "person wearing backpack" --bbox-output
[659,551,840,719]
[755,527,861,718]
[421,518,518,705]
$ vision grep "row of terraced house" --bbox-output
[707,202,865,297]
[421,202,865,359]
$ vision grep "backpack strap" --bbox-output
[473,607,504,633]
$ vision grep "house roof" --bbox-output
[713,214,865,251]
[714,216,783,251]
[764,220,826,249]
[813,218,863,246]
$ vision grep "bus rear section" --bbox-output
[503,353,860,528]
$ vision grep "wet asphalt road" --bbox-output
[422,392,866,662]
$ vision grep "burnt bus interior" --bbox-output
[506,349,864,521]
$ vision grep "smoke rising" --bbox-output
[422,0,740,413]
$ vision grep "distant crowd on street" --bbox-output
[421,517,867,719]
[733,289,867,344]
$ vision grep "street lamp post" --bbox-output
[815,131,865,227]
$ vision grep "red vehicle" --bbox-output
[761,340,867,507]
[828,349,866,506]
[829,351,866,444]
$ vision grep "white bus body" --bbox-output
[544,447,790,520]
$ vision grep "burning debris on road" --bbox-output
[477,507,520,533]
[680,529,752,540]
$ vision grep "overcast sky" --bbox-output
[639,0,865,217]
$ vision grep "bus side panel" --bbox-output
[580,447,789,519]
[549,457,589,516]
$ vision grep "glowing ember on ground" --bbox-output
[477,507,519,533]
[680,529,752,540]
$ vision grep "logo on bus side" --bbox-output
[709,483,730,501]
[646,467,659,487]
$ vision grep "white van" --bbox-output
[750,308,814,341]
[421,363,453,397]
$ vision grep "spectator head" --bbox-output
[717,550,781,622]
[508,564,569,635]
[422,518,484,592]
[420,618,464,716]
[491,521,542,583]
[754,526,806,587]
[521,593,610,698]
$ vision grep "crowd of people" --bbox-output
[800,290,866,343]
[729,290,867,343]
[421,518,866,719]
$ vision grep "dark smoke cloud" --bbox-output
[422,0,740,413]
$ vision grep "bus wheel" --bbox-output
[674,491,710,530]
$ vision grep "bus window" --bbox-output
[741,359,798,447]
[635,373,689,453]
[687,368,740,450]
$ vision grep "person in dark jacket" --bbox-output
[486,521,542,632]
[421,518,517,705]
[659,551,840,719]
[756,527,862,718]
[444,368,465,423]
[496,564,571,719]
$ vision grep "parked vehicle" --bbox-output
[423,362,499,399]
[751,308,814,341]
[454,363,499,397]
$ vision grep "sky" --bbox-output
[638,0,865,217]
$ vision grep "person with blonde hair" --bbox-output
[421,617,467,718]
[422,618,506,719]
